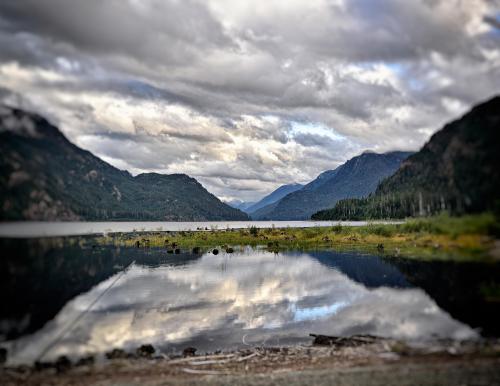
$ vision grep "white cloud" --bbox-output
[0,0,499,200]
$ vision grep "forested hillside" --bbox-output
[0,105,249,221]
[252,151,412,220]
[312,96,500,220]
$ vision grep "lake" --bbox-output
[1,237,499,366]
[0,220,401,238]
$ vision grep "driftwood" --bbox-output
[181,368,231,375]
[309,334,381,347]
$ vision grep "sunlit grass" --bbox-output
[96,213,499,261]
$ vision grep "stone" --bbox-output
[183,347,197,357]
[136,344,155,358]
[106,348,128,360]
[55,355,72,373]
[75,355,95,367]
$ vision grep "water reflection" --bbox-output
[1,240,499,365]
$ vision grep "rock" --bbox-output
[0,347,7,364]
[136,344,155,358]
[226,247,234,253]
[212,248,219,255]
[183,347,197,357]
[310,334,381,347]
[75,355,94,367]
[192,246,201,254]
[106,348,128,360]
[34,361,53,372]
[55,355,72,373]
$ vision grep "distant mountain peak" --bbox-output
[246,183,304,215]
[252,151,412,220]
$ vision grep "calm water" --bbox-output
[1,238,499,366]
[0,220,401,238]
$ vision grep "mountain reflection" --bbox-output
[3,244,485,365]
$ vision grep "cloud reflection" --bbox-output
[6,250,477,364]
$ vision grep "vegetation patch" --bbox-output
[96,214,499,262]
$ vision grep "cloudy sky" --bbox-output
[0,0,499,201]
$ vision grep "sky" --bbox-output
[0,0,499,202]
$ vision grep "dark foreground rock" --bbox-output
[136,345,155,358]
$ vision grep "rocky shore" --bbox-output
[2,336,500,386]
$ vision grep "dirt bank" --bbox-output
[2,337,500,385]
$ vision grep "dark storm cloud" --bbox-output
[0,0,233,61]
[0,0,499,201]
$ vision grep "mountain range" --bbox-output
[312,95,500,220]
[5,95,496,223]
[244,183,303,214]
[251,151,412,220]
[226,200,256,212]
[0,105,248,221]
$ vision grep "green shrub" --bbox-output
[365,224,394,237]
[249,226,259,237]
[331,224,343,234]
[401,213,496,236]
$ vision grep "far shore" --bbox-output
[93,214,498,261]
[0,214,497,261]
[0,220,404,239]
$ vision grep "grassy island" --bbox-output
[96,213,500,261]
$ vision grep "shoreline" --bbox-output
[0,220,383,239]
[2,336,500,386]
[93,214,499,261]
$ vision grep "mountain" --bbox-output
[312,96,500,220]
[226,199,257,212]
[247,183,303,215]
[0,105,249,221]
[252,151,413,220]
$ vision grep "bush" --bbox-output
[249,226,259,237]
[401,219,441,234]
[331,224,343,234]
[401,213,496,236]
[365,224,394,237]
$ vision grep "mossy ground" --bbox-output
[96,213,499,261]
